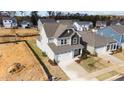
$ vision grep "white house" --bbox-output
[2,17,17,28]
[73,21,93,31]
[96,21,107,29]
[21,21,32,28]
[37,19,84,62]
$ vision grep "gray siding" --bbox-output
[71,33,80,45]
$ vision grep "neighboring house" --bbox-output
[37,20,84,62]
[97,25,124,48]
[2,17,17,28]
[110,20,121,26]
[79,31,117,54]
[96,21,107,29]
[21,21,32,28]
[73,21,93,31]
[56,19,73,26]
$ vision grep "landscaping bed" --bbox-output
[96,71,118,81]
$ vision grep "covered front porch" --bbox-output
[106,43,120,52]
[73,48,83,57]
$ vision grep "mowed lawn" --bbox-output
[113,51,124,61]
[79,56,112,73]
[96,71,118,81]
[27,40,69,81]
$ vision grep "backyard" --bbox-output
[0,28,39,42]
[27,40,69,81]
[0,42,48,80]
[79,56,112,73]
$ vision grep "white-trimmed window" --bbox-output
[61,39,67,45]
[73,38,77,44]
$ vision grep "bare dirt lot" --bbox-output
[0,27,38,36]
[0,42,48,81]
[0,28,39,42]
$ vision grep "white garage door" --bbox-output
[57,52,73,62]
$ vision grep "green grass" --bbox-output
[27,40,47,60]
[79,57,108,73]
[96,71,118,81]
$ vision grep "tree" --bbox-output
[31,11,39,26]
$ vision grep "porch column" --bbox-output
[115,43,118,50]
[80,49,82,55]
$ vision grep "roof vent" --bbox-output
[67,30,70,33]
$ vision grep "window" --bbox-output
[61,39,67,45]
[64,39,67,44]
[73,38,77,44]
[61,39,64,45]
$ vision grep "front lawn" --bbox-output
[79,56,111,73]
[96,71,118,81]
[113,51,124,61]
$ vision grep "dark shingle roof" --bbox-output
[76,21,93,25]
[56,20,73,25]
[96,21,106,25]
[40,19,56,24]
[54,24,68,38]
[78,31,116,48]
[43,23,60,37]
[110,25,124,34]
[49,43,84,54]
[43,23,74,38]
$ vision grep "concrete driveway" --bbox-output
[58,59,90,80]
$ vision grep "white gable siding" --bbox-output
[37,40,55,61]
[37,19,55,61]
[3,20,12,28]
[73,22,82,31]
[38,20,49,44]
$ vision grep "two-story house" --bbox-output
[73,21,93,31]
[97,25,124,48]
[37,20,84,62]
[2,17,17,28]
[96,21,107,29]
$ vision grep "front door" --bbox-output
[74,49,81,57]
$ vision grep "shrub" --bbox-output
[42,52,47,57]
[48,59,57,66]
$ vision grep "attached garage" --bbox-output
[57,51,73,62]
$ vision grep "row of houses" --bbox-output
[37,19,124,63]
[1,17,32,28]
